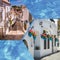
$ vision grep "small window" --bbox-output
[55,38,56,46]
[39,21,43,25]
[0,12,2,22]
[50,25,51,28]
[39,22,43,27]
[44,40,46,49]
[48,39,50,49]
[57,43,59,47]
[41,25,43,27]
[35,46,40,50]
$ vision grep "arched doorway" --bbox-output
[23,39,28,49]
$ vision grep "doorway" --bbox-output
[23,39,28,49]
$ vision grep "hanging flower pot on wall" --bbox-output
[33,32,37,40]
[49,37,53,41]
[33,35,36,40]
[47,35,53,41]
[28,29,33,37]
[28,29,37,41]
[55,38,59,42]
[41,33,47,40]
[28,32,32,37]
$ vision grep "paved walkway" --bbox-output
[41,52,60,60]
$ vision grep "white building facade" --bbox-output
[22,19,59,58]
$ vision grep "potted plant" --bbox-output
[28,29,33,37]
[33,31,37,40]
[55,38,59,42]
[41,30,47,40]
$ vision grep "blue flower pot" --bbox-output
[49,37,53,41]
[33,36,36,40]
[41,36,46,40]
[28,32,32,37]
[55,38,58,42]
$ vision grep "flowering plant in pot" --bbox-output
[41,30,47,40]
[28,29,37,40]
[55,38,59,42]
[33,31,37,40]
[47,35,53,41]
[49,36,53,41]
[41,33,47,40]
[54,35,58,42]
[28,29,33,37]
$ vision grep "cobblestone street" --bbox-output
[35,52,60,60]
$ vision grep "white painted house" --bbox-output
[22,19,59,58]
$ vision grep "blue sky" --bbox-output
[10,0,60,19]
[10,0,26,6]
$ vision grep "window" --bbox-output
[39,21,43,27]
[44,40,46,49]
[39,21,43,25]
[0,12,2,22]
[57,43,59,47]
[55,38,56,46]
[48,39,50,49]
[35,46,40,50]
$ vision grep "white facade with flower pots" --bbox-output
[22,19,59,58]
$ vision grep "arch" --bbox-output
[23,39,28,49]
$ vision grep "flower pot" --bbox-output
[28,32,32,37]
[41,35,46,40]
[33,36,36,40]
[49,37,53,41]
